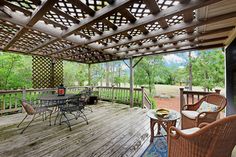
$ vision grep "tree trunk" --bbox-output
[188,51,193,90]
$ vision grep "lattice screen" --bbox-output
[32,56,63,88]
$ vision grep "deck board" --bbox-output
[0,101,152,157]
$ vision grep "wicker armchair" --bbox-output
[181,94,227,129]
[168,115,236,157]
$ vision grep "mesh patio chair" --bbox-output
[181,94,227,129]
[57,94,88,131]
[168,114,236,157]
[17,100,52,134]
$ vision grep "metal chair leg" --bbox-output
[54,111,60,125]
[49,111,52,126]
[62,112,72,131]
[59,112,63,125]
[17,115,28,128]
[77,110,88,125]
[21,114,36,134]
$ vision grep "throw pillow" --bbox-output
[197,101,219,113]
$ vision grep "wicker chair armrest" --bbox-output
[196,111,219,119]
[182,102,200,111]
[198,122,210,128]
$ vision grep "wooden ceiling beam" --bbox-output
[67,0,95,16]
[101,12,236,49]
[124,39,225,57]
[57,0,224,52]
[109,26,234,53]
[0,8,110,57]
[143,0,174,38]
[27,0,58,27]
[61,0,134,38]
[131,43,224,58]
[3,0,58,51]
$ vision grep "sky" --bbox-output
[163,51,199,68]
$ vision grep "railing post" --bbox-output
[180,88,184,112]
[141,86,144,108]
[22,88,26,100]
[215,89,221,94]
[112,85,114,103]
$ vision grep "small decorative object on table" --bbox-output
[156,108,170,118]
[58,84,66,96]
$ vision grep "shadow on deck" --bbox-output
[0,101,151,157]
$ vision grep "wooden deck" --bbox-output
[0,101,152,157]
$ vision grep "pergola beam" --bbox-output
[54,0,225,54]
[2,0,58,51]
[131,43,224,58]
[101,12,236,50]
[124,38,227,57]
[61,0,134,38]
[0,6,117,58]
[108,26,234,53]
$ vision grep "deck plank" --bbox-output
[0,102,152,157]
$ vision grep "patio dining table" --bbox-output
[38,94,77,126]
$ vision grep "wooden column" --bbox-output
[88,64,91,86]
[226,37,236,116]
[130,58,134,108]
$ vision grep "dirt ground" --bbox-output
[154,97,180,112]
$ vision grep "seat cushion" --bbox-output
[181,127,200,135]
[197,101,219,113]
[22,101,36,115]
[182,110,199,119]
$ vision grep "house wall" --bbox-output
[226,38,236,115]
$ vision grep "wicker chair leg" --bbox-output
[17,115,28,128]
[21,115,35,134]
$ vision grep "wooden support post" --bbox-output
[88,64,91,86]
[141,86,144,108]
[112,85,114,103]
[215,89,221,94]
[130,58,134,108]
[180,88,184,112]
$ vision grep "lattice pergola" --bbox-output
[0,0,236,64]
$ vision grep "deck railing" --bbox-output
[179,88,221,111]
[0,87,86,114]
[0,86,152,114]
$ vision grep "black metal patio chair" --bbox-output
[17,100,52,134]
[56,94,89,131]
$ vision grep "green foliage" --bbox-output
[63,61,88,86]
[191,50,224,91]
[0,52,32,90]
[134,56,166,93]
[90,64,104,86]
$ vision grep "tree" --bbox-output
[63,61,87,86]
[0,52,32,89]
[191,49,224,91]
[134,56,165,93]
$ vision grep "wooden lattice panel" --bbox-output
[36,39,73,55]
[0,20,20,49]
[53,59,63,87]
[0,0,234,63]
[11,29,52,52]
[32,56,63,88]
